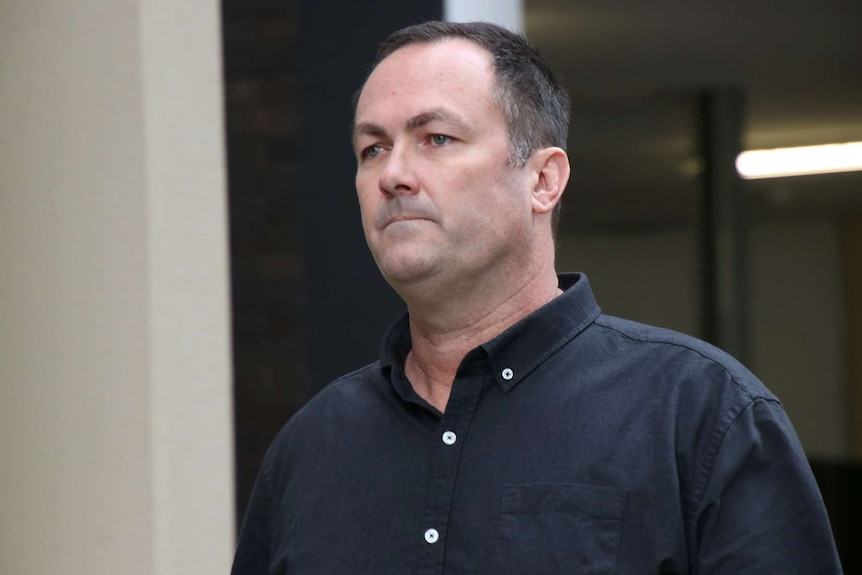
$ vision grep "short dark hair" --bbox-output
[367,21,571,231]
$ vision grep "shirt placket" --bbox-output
[415,365,487,575]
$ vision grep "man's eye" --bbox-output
[363,144,383,159]
[430,134,451,146]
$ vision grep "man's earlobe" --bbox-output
[531,147,570,215]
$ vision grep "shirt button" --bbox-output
[502,367,514,380]
[442,431,457,445]
[424,528,439,544]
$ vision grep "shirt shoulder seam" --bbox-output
[592,316,763,401]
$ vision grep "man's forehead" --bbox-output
[354,39,495,123]
[375,36,492,70]
[359,39,493,95]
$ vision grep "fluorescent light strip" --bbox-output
[736,141,862,179]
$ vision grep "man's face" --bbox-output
[353,39,535,292]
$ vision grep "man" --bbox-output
[233,21,841,574]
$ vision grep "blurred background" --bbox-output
[2,0,860,572]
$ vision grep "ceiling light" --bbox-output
[736,141,862,179]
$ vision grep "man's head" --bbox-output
[352,22,570,300]
[369,22,571,233]
[374,21,571,168]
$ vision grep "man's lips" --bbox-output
[373,200,438,230]
[387,215,431,225]
[379,213,435,230]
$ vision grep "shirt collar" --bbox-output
[379,272,601,394]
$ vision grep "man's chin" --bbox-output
[379,257,439,288]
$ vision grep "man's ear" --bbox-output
[530,147,570,215]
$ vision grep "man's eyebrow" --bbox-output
[404,108,470,133]
[353,107,472,144]
[352,122,388,146]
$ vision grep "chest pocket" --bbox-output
[498,483,627,575]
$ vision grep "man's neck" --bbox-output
[403,269,562,412]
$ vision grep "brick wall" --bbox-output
[222,0,307,525]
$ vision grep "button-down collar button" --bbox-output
[442,431,457,445]
[424,528,439,544]
[502,367,514,380]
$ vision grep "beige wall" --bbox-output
[558,218,852,459]
[0,1,234,573]
[749,220,850,459]
[557,231,700,336]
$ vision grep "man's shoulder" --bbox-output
[592,313,732,360]
[588,314,775,402]
[265,362,385,454]
[295,361,384,423]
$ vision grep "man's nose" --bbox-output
[379,146,419,197]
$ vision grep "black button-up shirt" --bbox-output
[232,273,841,574]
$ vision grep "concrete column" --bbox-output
[0,1,234,573]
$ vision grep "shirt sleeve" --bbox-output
[231,454,275,575]
[693,398,843,574]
